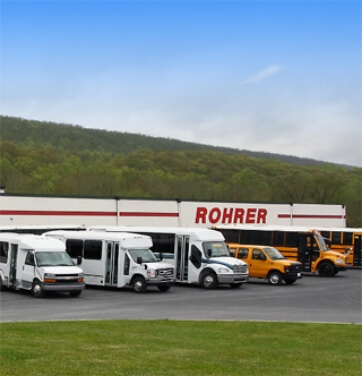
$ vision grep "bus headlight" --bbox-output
[336,258,344,265]
[44,273,56,283]
[147,269,156,277]
[218,267,231,273]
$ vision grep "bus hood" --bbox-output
[208,256,247,267]
[323,250,348,264]
[144,262,174,270]
[40,266,83,274]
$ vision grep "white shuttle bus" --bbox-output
[89,226,249,289]
[45,230,175,293]
[0,233,85,297]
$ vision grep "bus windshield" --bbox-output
[35,251,75,267]
[264,247,285,260]
[129,249,158,263]
[314,232,328,251]
[203,241,230,257]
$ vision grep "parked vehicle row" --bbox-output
[0,225,351,298]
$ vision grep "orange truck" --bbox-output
[228,243,303,285]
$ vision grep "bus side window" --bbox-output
[25,252,35,266]
[0,241,9,263]
[66,239,83,258]
[124,254,130,275]
[190,245,202,269]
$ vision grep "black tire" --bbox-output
[318,261,335,277]
[158,284,171,292]
[32,280,44,298]
[69,290,82,297]
[201,272,218,289]
[0,275,6,291]
[132,276,147,293]
[230,283,242,289]
[284,279,297,285]
[267,271,283,285]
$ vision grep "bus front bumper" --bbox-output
[218,273,249,284]
[43,282,85,292]
[146,278,175,286]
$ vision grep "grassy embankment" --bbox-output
[1,320,361,376]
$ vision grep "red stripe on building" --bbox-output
[278,214,345,219]
[0,210,116,217]
[119,212,179,217]
[0,210,178,218]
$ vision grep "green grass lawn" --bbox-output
[1,320,361,376]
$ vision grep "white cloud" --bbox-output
[240,65,283,85]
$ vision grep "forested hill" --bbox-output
[0,116,345,167]
[0,115,361,226]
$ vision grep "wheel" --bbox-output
[32,280,44,298]
[201,272,218,289]
[318,261,335,277]
[230,283,242,289]
[69,290,82,297]
[267,271,283,285]
[158,284,171,292]
[132,276,147,293]
[284,279,296,285]
[0,276,6,291]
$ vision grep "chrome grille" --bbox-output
[158,268,174,276]
[233,264,248,274]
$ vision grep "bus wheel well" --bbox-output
[317,261,335,277]
[199,269,218,289]
[32,279,44,298]
[131,275,147,293]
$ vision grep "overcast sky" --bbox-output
[1,0,361,167]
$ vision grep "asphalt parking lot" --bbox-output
[1,268,361,324]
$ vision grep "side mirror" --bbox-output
[159,252,163,261]
[77,256,82,265]
[137,256,143,264]
[206,249,212,258]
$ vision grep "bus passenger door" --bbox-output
[105,242,119,286]
[353,235,362,266]
[9,244,18,288]
[298,234,312,272]
[175,235,189,282]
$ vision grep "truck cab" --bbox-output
[228,243,302,285]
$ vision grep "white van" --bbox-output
[0,233,85,297]
[45,230,175,293]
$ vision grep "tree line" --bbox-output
[0,116,361,226]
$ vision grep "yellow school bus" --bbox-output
[318,228,362,266]
[213,225,348,277]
